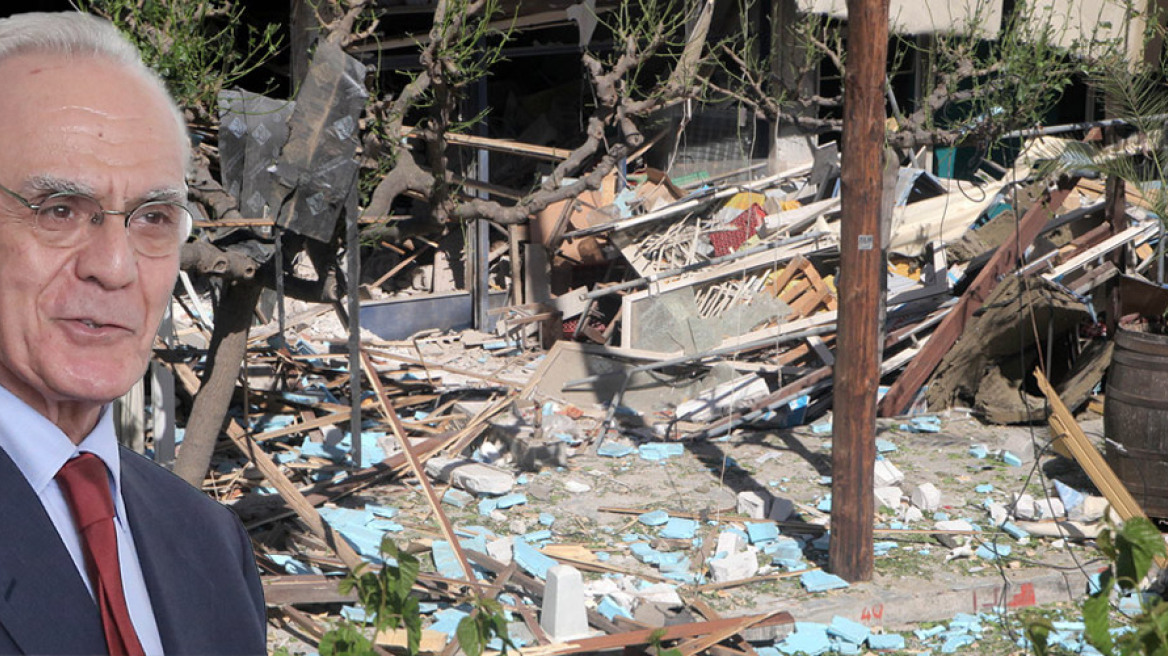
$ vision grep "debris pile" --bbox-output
[155,132,1168,654]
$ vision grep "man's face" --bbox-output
[0,53,185,424]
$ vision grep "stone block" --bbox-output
[737,490,770,519]
[910,482,942,512]
[486,537,513,564]
[425,457,515,495]
[541,565,589,642]
[873,460,904,487]
[874,486,903,510]
[716,531,746,556]
[710,549,759,583]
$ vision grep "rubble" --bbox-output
[157,124,1168,654]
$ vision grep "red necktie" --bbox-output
[56,453,145,656]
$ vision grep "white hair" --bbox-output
[0,11,192,234]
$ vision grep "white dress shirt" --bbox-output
[0,384,164,655]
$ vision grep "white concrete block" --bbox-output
[715,531,746,556]
[874,486,903,510]
[1011,493,1037,520]
[934,519,975,532]
[1071,496,1109,522]
[903,506,924,523]
[675,374,770,422]
[632,583,683,606]
[710,548,760,583]
[487,537,513,565]
[425,457,515,495]
[873,460,904,487]
[910,482,942,512]
[737,491,770,519]
[541,565,590,642]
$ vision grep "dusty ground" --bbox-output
[221,304,1114,654]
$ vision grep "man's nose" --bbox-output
[73,214,138,288]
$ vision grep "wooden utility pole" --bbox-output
[829,0,890,582]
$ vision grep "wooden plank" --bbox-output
[1034,368,1144,522]
[878,181,1076,416]
[1044,222,1156,282]
[530,611,793,655]
[227,421,366,571]
[263,574,357,605]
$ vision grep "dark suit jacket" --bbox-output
[0,446,266,654]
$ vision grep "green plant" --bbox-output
[455,596,516,656]
[73,0,282,126]
[1028,516,1167,655]
[322,537,423,656]
[648,628,683,656]
[318,536,516,656]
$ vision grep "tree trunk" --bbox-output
[174,278,263,486]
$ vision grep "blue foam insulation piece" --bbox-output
[801,570,849,592]
[269,554,319,575]
[597,442,634,458]
[597,596,632,621]
[778,622,831,655]
[429,607,471,636]
[639,442,684,461]
[638,510,670,526]
[747,522,780,544]
[660,517,698,539]
[867,633,906,650]
[431,540,467,579]
[828,616,870,644]
[496,493,528,509]
[443,488,473,508]
[513,538,558,580]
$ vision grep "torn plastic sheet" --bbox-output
[274,40,367,242]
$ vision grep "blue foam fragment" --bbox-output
[660,517,697,539]
[638,509,670,526]
[801,570,849,592]
[827,615,870,644]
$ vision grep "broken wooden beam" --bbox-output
[878,179,1078,416]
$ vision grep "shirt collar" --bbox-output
[0,383,121,495]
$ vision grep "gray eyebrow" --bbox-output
[25,175,187,206]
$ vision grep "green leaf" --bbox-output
[319,622,376,656]
[1116,518,1165,591]
[1025,617,1052,656]
[457,615,483,656]
[1084,582,1116,656]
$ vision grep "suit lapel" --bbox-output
[0,446,105,654]
[120,451,187,653]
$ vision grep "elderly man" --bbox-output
[0,12,265,656]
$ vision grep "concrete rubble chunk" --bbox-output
[675,374,770,422]
[716,531,746,556]
[710,548,759,582]
[1070,495,1109,522]
[1011,493,1065,520]
[910,482,942,511]
[425,457,515,495]
[541,565,590,642]
[873,460,904,487]
[487,536,513,564]
[737,490,770,519]
[874,486,903,510]
[768,497,796,522]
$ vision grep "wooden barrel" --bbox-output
[1105,328,1168,518]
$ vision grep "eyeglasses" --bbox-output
[0,182,191,258]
